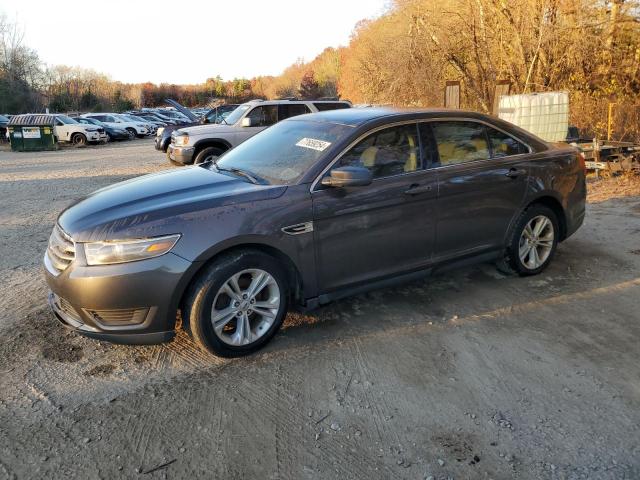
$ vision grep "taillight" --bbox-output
[577,151,586,172]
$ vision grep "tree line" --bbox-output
[1,2,639,140]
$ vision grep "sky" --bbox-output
[0,0,389,84]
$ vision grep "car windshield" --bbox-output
[223,105,251,125]
[0,115,8,122]
[211,119,353,185]
[206,106,238,124]
[57,115,78,124]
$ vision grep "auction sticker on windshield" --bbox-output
[296,138,331,152]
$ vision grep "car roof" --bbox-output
[287,107,499,127]
[286,107,550,150]
[243,99,351,106]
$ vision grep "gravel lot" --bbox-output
[1,140,639,480]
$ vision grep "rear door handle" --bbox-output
[505,168,526,178]
[403,184,433,195]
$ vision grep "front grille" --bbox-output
[97,128,104,133]
[46,224,75,275]
[86,308,149,327]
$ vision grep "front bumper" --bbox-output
[44,252,194,345]
[110,131,131,141]
[86,131,102,142]
[167,144,195,164]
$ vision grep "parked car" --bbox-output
[118,114,157,134]
[168,99,351,165]
[155,104,239,154]
[130,111,178,125]
[51,114,107,145]
[129,112,170,126]
[44,108,585,357]
[146,108,190,123]
[72,117,132,141]
[81,113,149,138]
[0,114,9,142]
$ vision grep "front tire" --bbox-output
[183,250,289,357]
[125,128,137,139]
[503,205,559,276]
[71,133,87,146]
[194,146,223,165]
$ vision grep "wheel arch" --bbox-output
[526,195,567,241]
[193,138,232,157]
[173,242,304,323]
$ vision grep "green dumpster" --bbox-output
[8,114,57,152]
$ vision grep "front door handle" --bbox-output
[505,168,526,178]
[403,184,433,195]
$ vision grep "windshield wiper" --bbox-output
[214,163,261,184]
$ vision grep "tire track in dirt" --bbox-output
[232,371,401,479]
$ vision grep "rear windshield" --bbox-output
[211,120,353,185]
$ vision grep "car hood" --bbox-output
[58,166,286,242]
[178,123,236,136]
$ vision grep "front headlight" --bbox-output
[174,134,189,146]
[83,234,181,265]
[157,127,165,136]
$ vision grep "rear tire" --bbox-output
[183,250,289,357]
[502,205,559,276]
[194,146,223,165]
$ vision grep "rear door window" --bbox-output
[431,121,490,166]
[486,127,529,157]
[313,102,351,111]
[278,104,311,120]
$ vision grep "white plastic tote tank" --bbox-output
[498,92,569,142]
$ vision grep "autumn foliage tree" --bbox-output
[298,70,321,99]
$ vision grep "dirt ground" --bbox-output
[0,140,639,480]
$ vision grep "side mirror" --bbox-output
[241,117,253,127]
[321,166,372,188]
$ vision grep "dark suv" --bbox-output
[44,108,586,357]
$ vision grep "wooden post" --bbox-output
[607,103,615,141]
[444,81,461,109]
[492,80,511,116]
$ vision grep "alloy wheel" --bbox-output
[210,269,280,346]
[518,215,554,269]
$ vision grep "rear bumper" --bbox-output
[44,252,194,345]
[168,144,194,164]
[564,172,587,240]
